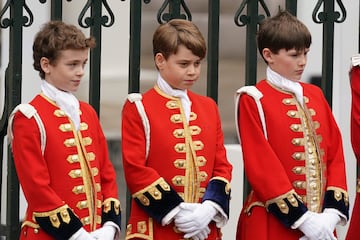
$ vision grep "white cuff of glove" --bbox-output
[90,221,120,240]
[321,209,341,231]
[69,227,94,240]
[292,211,311,229]
[297,211,337,240]
[203,200,228,227]
[161,205,181,226]
[323,208,345,226]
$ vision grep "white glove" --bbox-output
[69,227,95,240]
[191,226,211,240]
[174,202,200,220]
[298,211,337,240]
[174,201,217,239]
[90,222,117,240]
[173,203,210,240]
[321,208,341,232]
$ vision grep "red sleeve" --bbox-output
[12,112,64,211]
[351,66,360,166]
[238,94,293,201]
[121,100,162,193]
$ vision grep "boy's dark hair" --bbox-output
[33,21,96,79]
[257,10,311,62]
[153,19,206,60]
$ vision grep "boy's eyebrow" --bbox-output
[176,58,202,62]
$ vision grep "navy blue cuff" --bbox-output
[102,198,122,229]
[34,207,82,240]
[134,180,183,223]
[202,178,231,217]
[323,188,349,220]
[267,192,307,228]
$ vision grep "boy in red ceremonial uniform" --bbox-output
[121,19,232,240]
[235,11,349,240]
[346,54,360,240]
[8,21,121,239]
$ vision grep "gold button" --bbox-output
[34,229,39,234]
[75,169,81,176]
[176,177,182,184]
[83,217,90,224]
[61,211,68,217]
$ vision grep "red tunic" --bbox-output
[11,94,120,239]
[236,80,348,240]
[346,66,360,240]
[121,86,232,240]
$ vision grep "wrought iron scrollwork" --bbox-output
[234,0,270,27]
[0,0,34,28]
[66,0,117,28]
[157,0,192,24]
[38,0,72,2]
[312,0,346,24]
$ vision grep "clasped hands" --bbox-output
[69,222,117,240]
[174,201,217,240]
[298,209,340,240]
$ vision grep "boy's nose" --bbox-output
[77,66,85,76]
[299,55,307,65]
[187,65,196,74]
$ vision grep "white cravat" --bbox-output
[41,80,80,130]
[266,67,304,106]
[157,74,191,122]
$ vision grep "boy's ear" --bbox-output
[262,48,273,64]
[40,57,51,74]
[154,53,165,70]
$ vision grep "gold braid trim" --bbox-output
[265,190,302,214]
[327,186,349,204]
[32,204,71,228]
[125,218,154,240]
[103,198,122,215]
[210,177,231,194]
[21,220,40,229]
[132,178,171,206]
